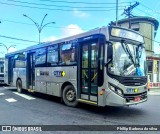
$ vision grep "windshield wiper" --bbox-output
[121,40,135,65]
[136,44,144,66]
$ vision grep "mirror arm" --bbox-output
[105,59,112,66]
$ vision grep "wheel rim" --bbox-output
[66,89,76,102]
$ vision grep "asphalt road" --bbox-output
[0,86,160,134]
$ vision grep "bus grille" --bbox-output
[119,77,147,86]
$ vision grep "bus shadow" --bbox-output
[31,91,62,103]
[7,88,145,119]
[0,84,8,87]
[5,87,61,104]
[77,103,145,119]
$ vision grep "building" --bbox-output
[113,16,160,88]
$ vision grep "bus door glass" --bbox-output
[29,53,35,89]
[0,61,4,73]
[80,40,99,101]
[8,56,15,84]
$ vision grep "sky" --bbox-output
[0,0,160,57]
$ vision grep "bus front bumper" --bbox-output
[105,91,148,106]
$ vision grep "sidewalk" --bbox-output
[148,88,160,96]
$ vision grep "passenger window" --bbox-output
[60,43,77,65]
[91,43,98,68]
[47,45,58,66]
[15,52,26,68]
[35,48,46,65]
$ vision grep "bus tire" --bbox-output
[16,79,22,93]
[62,85,78,107]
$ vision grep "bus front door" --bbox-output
[79,41,99,104]
[28,53,35,90]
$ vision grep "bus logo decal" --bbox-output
[54,71,66,77]
[62,71,66,77]
[134,88,138,93]
[127,88,139,93]
[40,71,49,76]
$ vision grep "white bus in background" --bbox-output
[4,26,148,107]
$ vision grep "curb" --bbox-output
[148,91,160,96]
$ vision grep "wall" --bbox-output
[139,23,154,56]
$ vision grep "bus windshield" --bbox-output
[108,41,146,77]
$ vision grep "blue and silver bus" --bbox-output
[4,26,147,107]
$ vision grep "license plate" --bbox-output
[134,96,141,102]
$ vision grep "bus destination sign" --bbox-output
[111,28,144,43]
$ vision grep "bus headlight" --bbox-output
[108,83,123,96]
[109,84,116,91]
[117,89,123,96]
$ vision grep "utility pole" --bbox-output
[0,43,16,53]
[116,0,118,26]
[23,14,55,43]
[123,2,139,28]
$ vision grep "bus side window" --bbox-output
[60,43,77,65]
[15,53,26,68]
[47,45,58,66]
[35,48,46,66]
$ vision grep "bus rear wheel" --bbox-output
[16,79,22,93]
[62,85,78,107]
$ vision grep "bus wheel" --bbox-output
[62,85,78,107]
[16,79,22,93]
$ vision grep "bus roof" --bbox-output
[5,25,143,57]
[5,26,109,57]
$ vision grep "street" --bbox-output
[0,86,160,133]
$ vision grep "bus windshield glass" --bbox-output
[108,42,146,77]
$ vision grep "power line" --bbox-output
[0,19,33,26]
[0,28,160,44]
[0,35,38,43]
[0,29,160,46]
[39,0,131,5]
[6,0,127,9]
[0,18,91,30]
[122,2,139,28]
[0,41,33,46]
[123,2,139,17]
[120,2,160,19]
[136,8,159,19]
[136,3,160,19]
[143,35,160,44]
[0,2,124,11]
[1,1,160,44]
[140,3,154,11]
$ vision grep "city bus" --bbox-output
[0,59,4,84]
[4,26,147,107]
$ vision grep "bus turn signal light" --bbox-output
[99,91,103,95]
